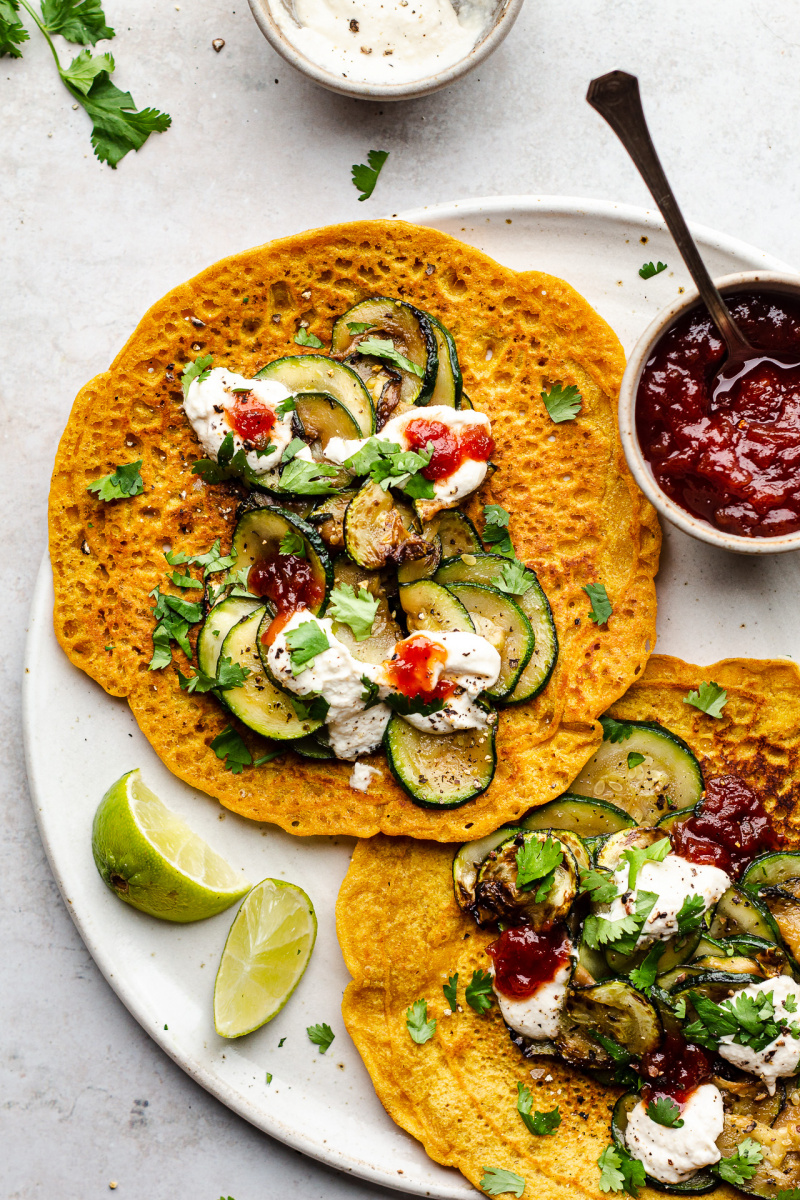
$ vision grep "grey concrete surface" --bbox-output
[4,0,800,1196]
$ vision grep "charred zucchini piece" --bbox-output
[550,829,591,873]
[344,480,430,570]
[291,733,335,760]
[452,825,521,915]
[256,355,375,437]
[474,830,579,929]
[306,489,357,551]
[557,980,662,1067]
[667,969,766,1001]
[344,355,403,427]
[424,312,463,408]
[230,507,333,613]
[291,392,358,487]
[383,712,496,808]
[595,826,665,870]
[610,1091,719,1194]
[522,795,636,839]
[425,511,482,557]
[399,579,475,634]
[444,582,533,700]
[606,928,703,979]
[743,854,800,891]
[330,556,403,667]
[197,595,264,680]
[218,610,322,740]
[435,551,511,588]
[709,886,781,945]
[570,719,703,824]
[716,1083,800,1198]
[396,532,442,584]
[330,297,438,406]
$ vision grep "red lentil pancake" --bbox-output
[337,654,800,1197]
[48,220,660,839]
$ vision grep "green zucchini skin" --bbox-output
[230,506,333,615]
[521,795,635,838]
[443,581,533,701]
[708,885,781,944]
[255,354,375,437]
[610,1092,719,1194]
[557,978,662,1067]
[330,296,438,407]
[383,712,496,808]
[197,595,264,680]
[398,579,475,634]
[424,311,463,408]
[742,853,800,891]
[424,511,482,557]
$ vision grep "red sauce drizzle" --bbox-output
[383,633,456,703]
[226,392,277,448]
[403,417,495,482]
[671,774,779,877]
[251,553,324,644]
[640,1032,714,1107]
[486,924,571,1000]
[636,291,800,537]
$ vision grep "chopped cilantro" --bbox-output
[360,675,381,708]
[515,836,563,901]
[355,337,423,378]
[306,1023,335,1053]
[443,973,458,1010]
[714,1138,763,1186]
[629,941,665,991]
[344,436,434,498]
[516,1083,560,1136]
[676,893,706,935]
[169,569,203,589]
[285,620,330,676]
[465,969,494,1015]
[165,538,236,578]
[579,866,620,905]
[406,999,436,1044]
[87,459,144,501]
[600,715,635,743]
[583,890,658,953]
[275,395,296,418]
[684,987,800,1053]
[328,583,380,641]
[621,838,670,890]
[541,383,583,423]
[347,321,372,335]
[480,1167,525,1197]
[639,261,668,279]
[177,655,250,694]
[279,529,306,558]
[181,354,213,397]
[597,1144,645,1196]
[294,327,324,349]
[385,692,445,717]
[209,726,252,774]
[647,1096,684,1128]
[148,585,203,669]
[289,694,330,723]
[584,582,613,625]
[627,751,645,769]
[265,1072,272,1085]
[495,559,537,596]
[684,681,727,718]
[482,504,514,557]
[351,148,389,201]
[279,452,341,495]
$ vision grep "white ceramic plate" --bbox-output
[24,197,800,1199]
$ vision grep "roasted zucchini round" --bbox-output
[425,510,482,557]
[521,795,636,839]
[230,506,333,613]
[197,595,264,680]
[330,296,438,406]
[256,354,375,437]
[344,480,430,570]
[383,712,497,808]
[557,979,662,1067]
[443,581,534,700]
[398,579,475,634]
[452,825,521,915]
[424,311,463,408]
[474,830,579,928]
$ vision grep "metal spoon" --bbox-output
[586,70,799,401]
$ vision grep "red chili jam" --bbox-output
[403,417,495,482]
[640,1032,714,1106]
[250,553,323,644]
[636,291,800,537]
[486,924,572,1000]
[671,774,778,877]
[383,633,456,703]
[226,392,276,448]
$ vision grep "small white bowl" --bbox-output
[247,0,524,101]
[618,270,800,556]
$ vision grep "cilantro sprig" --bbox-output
[621,838,670,890]
[714,1138,763,1187]
[355,337,424,379]
[406,999,436,1045]
[600,715,635,743]
[344,436,435,499]
[684,681,727,718]
[306,1023,335,1053]
[351,149,389,201]
[579,867,620,905]
[584,582,613,625]
[639,261,668,280]
[465,969,494,1015]
[294,327,324,349]
[328,583,380,641]
[285,620,330,676]
[385,692,445,717]
[676,893,706,935]
[443,973,458,1010]
[583,890,658,953]
[279,529,306,558]
[182,354,213,397]
[515,836,563,901]
[495,559,537,596]
[482,504,514,558]
[480,1167,525,1197]
[684,987,800,1053]
[177,655,250,695]
[597,1144,646,1196]
[210,725,252,774]
[516,1083,560,1137]
[148,585,203,669]
[87,459,144,501]
[628,941,665,991]
[646,1096,684,1128]
[542,383,583,423]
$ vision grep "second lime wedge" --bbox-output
[214,879,317,1038]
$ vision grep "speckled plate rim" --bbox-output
[23,196,794,1199]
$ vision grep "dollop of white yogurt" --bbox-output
[326,405,493,509]
[348,760,384,792]
[268,0,495,88]
[717,975,800,1095]
[377,630,501,734]
[606,853,730,946]
[624,1084,723,1184]
[491,955,573,1041]
[183,367,295,474]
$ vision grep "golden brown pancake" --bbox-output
[49,220,660,839]
[337,655,800,1195]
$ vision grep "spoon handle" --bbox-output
[587,70,749,353]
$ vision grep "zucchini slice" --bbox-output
[330,556,403,667]
[606,928,703,978]
[330,297,438,407]
[218,610,322,740]
[291,733,335,760]
[292,392,359,486]
[576,928,614,985]
[709,886,781,945]
[343,480,430,570]
[396,532,442,584]
[435,551,512,588]
[425,511,482,557]
[444,582,533,700]
[669,970,765,1003]
[474,830,579,929]
[521,795,636,839]
[595,826,665,870]
[197,595,264,679]
[424,312,463,408]
[716,1085,800,1198]
[343,355,402,427]
[557,979,662,1067]
[570,719,703,824]
[656,807,696,833]
[230,506,333,613]
[610,1092,719,1195]
[383,712,496,808]
[399,579,475,634]
[452,825,520,915]
[742,853,800,891]
[256,355,375,437]
[306,489,358,551]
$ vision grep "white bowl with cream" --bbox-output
[248,0,524,100]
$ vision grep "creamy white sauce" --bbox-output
[718,976,800,1095]
[268,611,378,724]
[491,956,573,1041]
[349,760,384,792]
[624,1084,723,1184]
[328,704,391,760]
[326,405,492,508]
[377,630,501,734]
[183,367,295,474]
[268,0,496,87]
[606,854,730,946]
[401,687,496,734]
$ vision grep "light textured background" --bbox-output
[5,1,800,1197]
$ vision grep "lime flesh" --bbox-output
[91,769,251,922]
[214,879,317,1038]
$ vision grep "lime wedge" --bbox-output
[92,769,251,922]
[214,879,317,1038]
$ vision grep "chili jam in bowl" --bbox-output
[619,272,800,554]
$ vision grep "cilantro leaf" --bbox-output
[169,570,203,589]
[647,1096,684,1128]
[177,658,249,694]
[279,529,306,558]
[343,437,397,476]
[786,995,798,1013]
[406,999,436,1044]
[306,1022,335,1053]
[629,941,665,992]
[351,148,389,201]
[600,715,635,743]
[147,585,203,668]
[0,1,29,58]
[165,537,237,578]
[676,893,706,936]
[289,693,330,723]
[627,751,645,769]
[347,321,372,334]
[598,1144,645,1196]
[443,973,458,1010]
[385,692,445,717]
[684,681,728,718]
[294,327,324,349]
[579,867,620,905]
[465,969,494,1015]
[621,838,670,889]
[584,582,613,625]
[275,395,296,418]
[87,459,144,501]
[41,0,114,44]
[480,1167,525,1197]
[360,675,381,708]
[181,354,213,397]
[639,261,668,280]
[344,437,435,497]
[714,1138,763,1186]
[63,69,171,168]
[776,1191,800,1200]
[210,726,252,774]
[59,46,113,92]
[685,987,800,1053]
[583,890,658,953]
[285,620,330,676]
[495,559,537,596]
[328,583,380,641]
[482,504,514,557]
[282,437,307,462]
[542,383,583,423]
[516,1083,560,1137]
[515,836,563,900]
[355,337,424,379]
[279,455,341,495]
